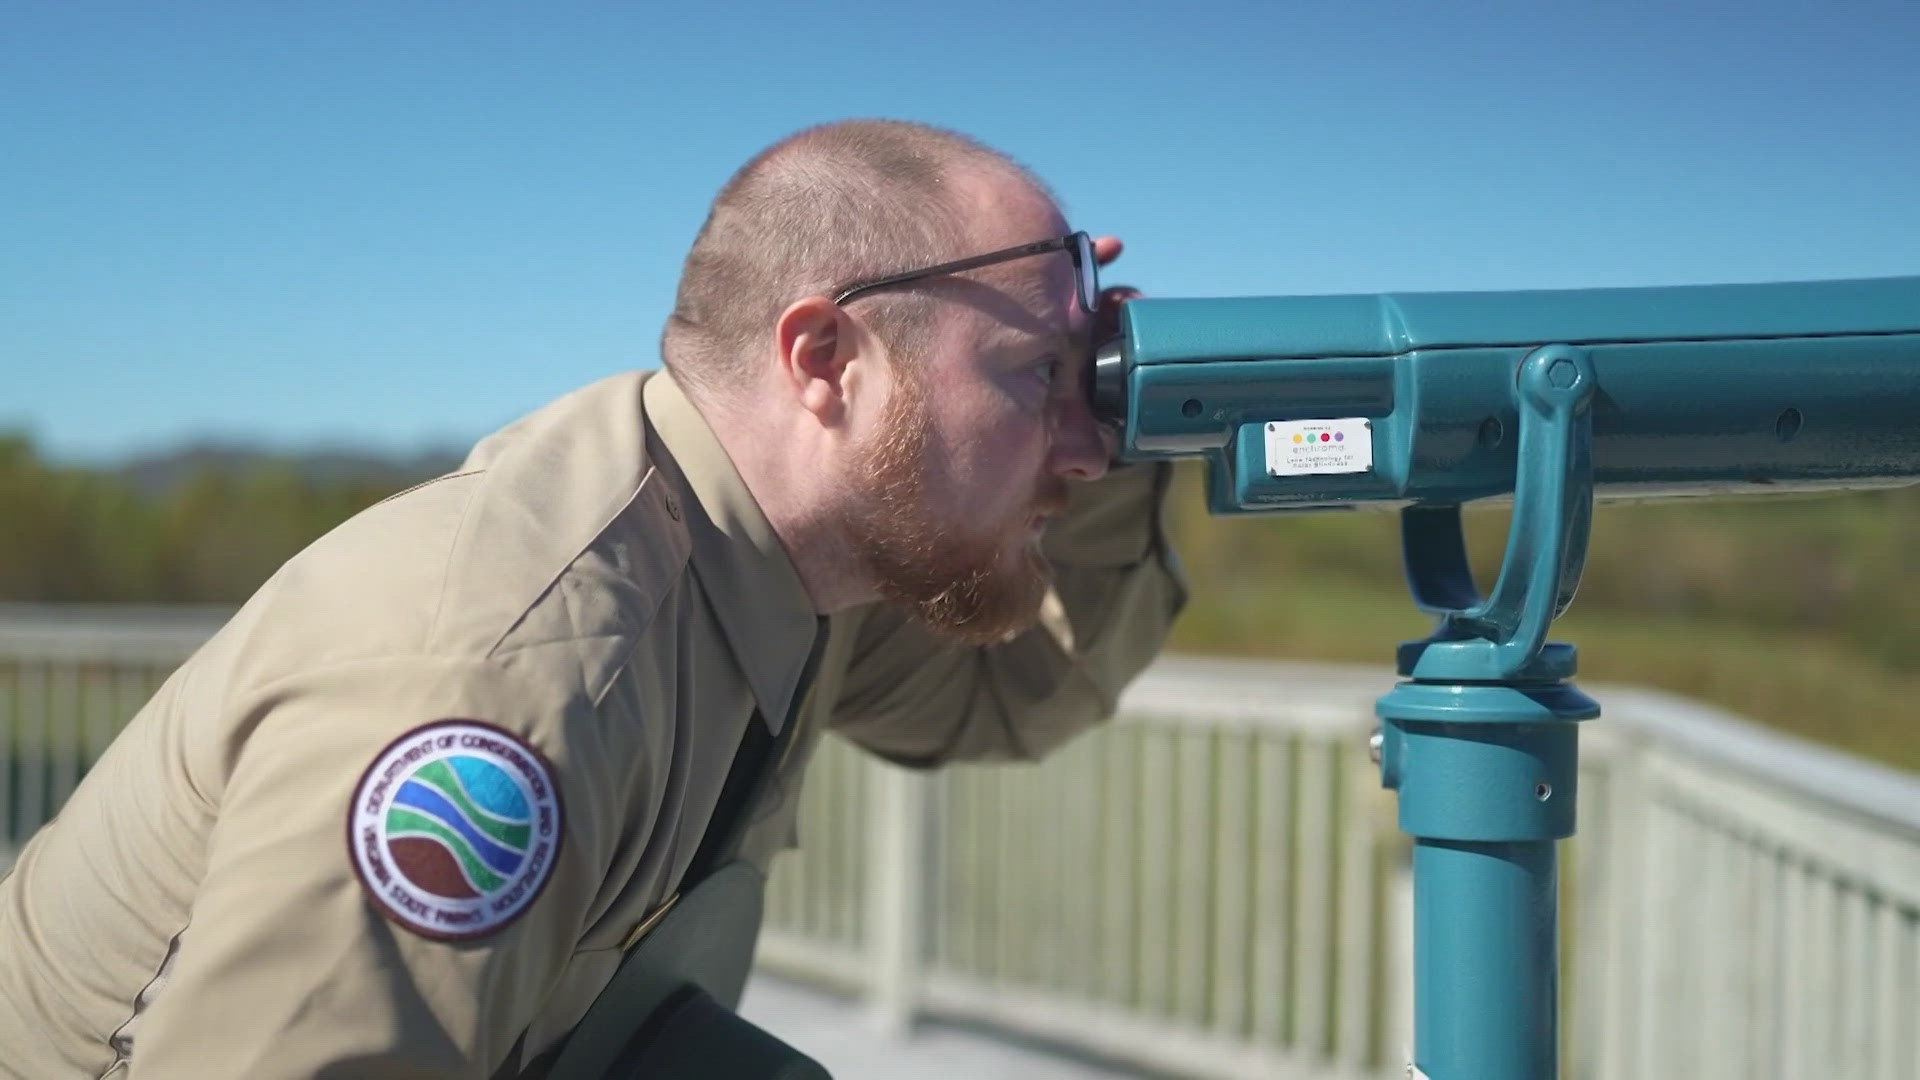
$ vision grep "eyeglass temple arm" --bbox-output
[832,237,1072,305]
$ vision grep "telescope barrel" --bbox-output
[1097,275,1920,512]
[1100,274,1920,1078]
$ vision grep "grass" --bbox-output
[1168,567,1920,774]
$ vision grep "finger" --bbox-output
[1092,235,1124,267]
[1093,286,1139,342]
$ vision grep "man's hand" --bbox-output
[1089,234,1141,346]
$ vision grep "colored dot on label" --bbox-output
[1293,433,1303,444]
[1334,431,1345,442]
[1320,432,1332,442]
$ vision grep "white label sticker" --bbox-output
[1264,418,1374,476]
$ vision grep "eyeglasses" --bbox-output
[831,231,1099,316]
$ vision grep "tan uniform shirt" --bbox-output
[0,369,1183,1079]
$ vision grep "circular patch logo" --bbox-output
[348,720,563,940]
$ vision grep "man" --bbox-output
[0,119,1183,1077]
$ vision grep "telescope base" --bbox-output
[1378,673,1595,1080]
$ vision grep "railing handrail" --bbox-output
[4,603,1914,839]
[0,602,235,662]
[1584,679,1920,838]
[1115,654,1388,735]
[1134,655,1920,839]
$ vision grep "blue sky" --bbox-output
[6,0,1917,462]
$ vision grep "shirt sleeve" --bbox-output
[828,460,1186,766]
[127,656,625,1079]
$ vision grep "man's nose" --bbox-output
[1047,391,1112,483]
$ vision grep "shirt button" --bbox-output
[664,492,682,521]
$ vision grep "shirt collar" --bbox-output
[644,369,820,735]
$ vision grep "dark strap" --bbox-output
[604,986,829,1079]
[530,864,771,1079]
[688,612,827,881]
[517,621,828,1079]
[682,708,776,884]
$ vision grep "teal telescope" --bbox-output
[1091,275,1920,1079]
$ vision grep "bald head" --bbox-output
[661,119,1053,399]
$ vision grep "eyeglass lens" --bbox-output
[1075,233,1099,314]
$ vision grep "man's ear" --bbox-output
[774,296,860,423]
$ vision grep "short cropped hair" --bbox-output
[661,119,1043,397]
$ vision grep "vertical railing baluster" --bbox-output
[83,662,114,775]
[1569,749,1612,1080]
[0,660,16,852]
[1251,731,1291,1050]
[1054,737,1094,997]
[1839,882,1871,1080]
[1099,723,1137,1010]
[1172,724,1211,1026]
[1335,738,1376,1069]
[989,762,1015,984]
[1780,858,1812,1078]
[1729,831,1763,1080]
[847,743,869,949]
[865,760,923,1037]
[1032,757,1059,988]
[1768,847,1794,1080]
[1810,863,1840,1075]
[1869,899,1903,1080]
[1719,831,1745,1079]
[1293,737,1334,1059]
[1136,723,1175,1018]
[998,759,1020,984]
[938,762,967,976]
[835,741,858,947]
[974,762,1000,982]
[18,661,48,850]
[1594,737,1645,1080]
[1672,802,1703,1072]
[1898,910,1920,1080]
[1018,758,1045,987]
[1208,726,1251,1039]
[1633,793,1665,1079]
[1386,857,1414,1077]
[49,659,81,810]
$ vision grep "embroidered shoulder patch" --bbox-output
[348,720,563,941]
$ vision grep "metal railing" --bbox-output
[760,658,1407,1079]
[3,605,1917,1079]
[0,605,230,861]
[1571,685,1920,1080]
[760,659,1920,1080]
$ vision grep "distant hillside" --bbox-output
[0,431,454,604]
[115,441,465,499]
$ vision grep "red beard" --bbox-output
[844,376,1067,644]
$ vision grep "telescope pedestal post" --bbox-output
[1378,672,1596,1078]
[1375,346,1601,1079]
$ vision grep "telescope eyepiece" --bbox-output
[1089,336,1127,428]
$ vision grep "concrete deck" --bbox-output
[740,974,1142,1079]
